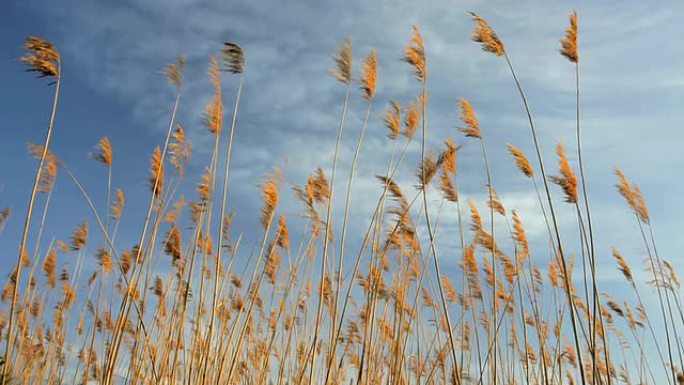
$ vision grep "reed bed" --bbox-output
[1,10,682,385]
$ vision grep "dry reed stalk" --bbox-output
[458,96,500,384]
[5,37,61,382]
[102,55,184,385]
[202,41,245,385]
[326,49,377,385]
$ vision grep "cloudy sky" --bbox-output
[1,0,684,350]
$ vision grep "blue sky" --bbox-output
[1,1,684,373]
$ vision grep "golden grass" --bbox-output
[1,11,683,385]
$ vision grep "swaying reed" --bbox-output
[309,37,353,385]
[403,26,425,82]
[549,142,578,203]
[506,144,533,178]
[3,11,682,385]
[4,36,62,383]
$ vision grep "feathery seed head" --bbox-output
[416,151,439,188]
[360,50,377,100]
[221,42,245,74]
[163,55,185,88]
[614,168,649,223]
[560,11,579,63]
[330,38,352,84]
[70,221,88,251]
[440,138,459,175]
[438,170,458,203]
[549,142,578,203]
[511,210,529,263]
[164,226,182,267]
[507,144,533,178]
[276,214,289,250]
[611,247,632,283]
[458,98,481,138]
[403,100,420,139]
[469,12,505,56]
[403,25,426,82]
[20,36,61,79]
[169,125,191,176]
[93,137,112,167]
[96,246,113,274]
[148,146,164,196]
[383,100,401,140]
[631,184,650,224]
[260,171,282,229]
[110,189,125,221]
[487,187,506,216]
[42,248,56,288]
[204,57,223,135]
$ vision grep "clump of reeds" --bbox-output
[1,11,681,385]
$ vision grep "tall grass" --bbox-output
[1,11,683,385]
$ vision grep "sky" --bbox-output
[1,0,684,376]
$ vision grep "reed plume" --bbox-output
[260,173,281,229]
[148,146,164,196]
[403,25,425,81]
[163,55,185,88]
[457,98,481,138]
[91,137,112,167]
[359,50,377,100]
[611,247,632,284]
[276,214,289,250]
[110,189,125,221]
[204,56,223,136]
[469,12,505,56]
[20,36,60,79]
[383,100,401,140]
[560,11,579,63]
[169,124,190,176]
[549,143,578,203]
[330,38,352,84]
[403,100,420,139]
[507,144,533,178]
[222,42,245,74]
[614,168,649,224]
[511,210,528,262]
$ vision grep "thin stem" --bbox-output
[4,73,60,383]
[307,81,351,384]
[202,74,244,385]
[503,52,586,385]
